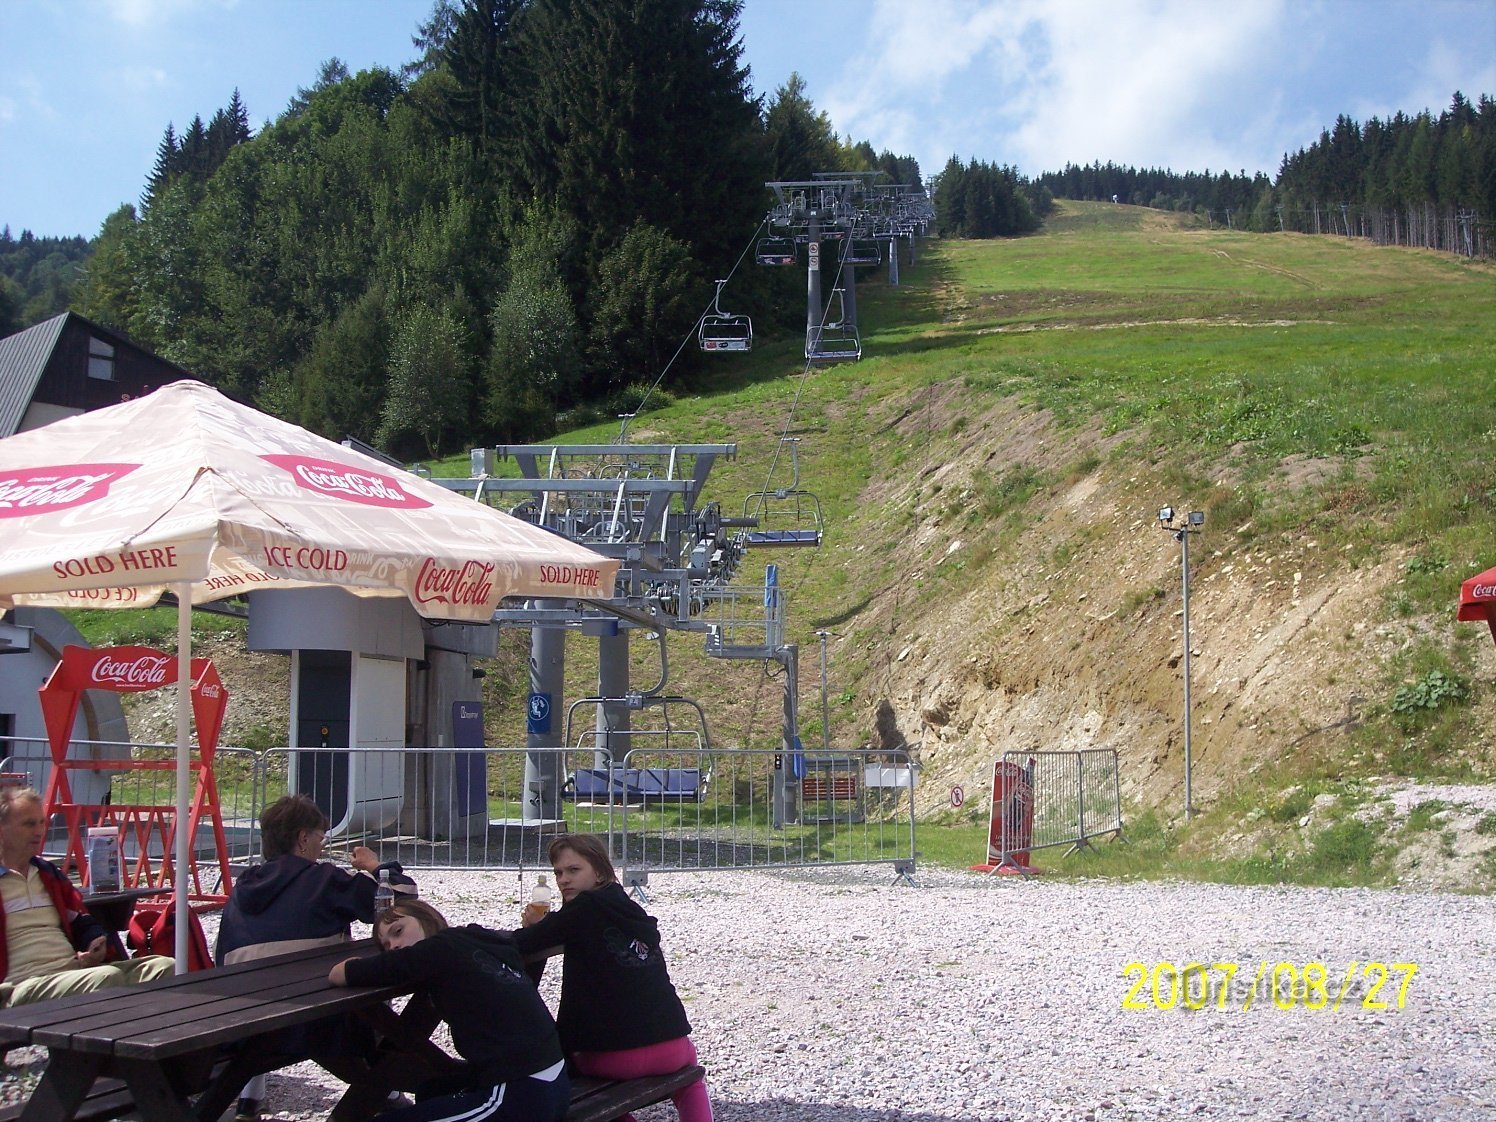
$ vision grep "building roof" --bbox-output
[0,312,67,437]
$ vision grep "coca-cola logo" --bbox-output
[89,652,173,689]
[412,558,496,608]
[260,455,431,509]
[0,464,139,518]
[1474,583,1496,599]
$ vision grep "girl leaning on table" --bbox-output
[330,899,570,1122]
[511,833,712,1122]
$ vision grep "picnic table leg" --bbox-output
[324,996,459,1122]
[187,1046,277,1122]
[111,1057,199,1122]
[17,1051,104,1122]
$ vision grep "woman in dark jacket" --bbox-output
[331,899,569,1122]
[511,833,711,1122]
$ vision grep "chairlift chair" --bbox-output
[698,279,753,352]
[845,238,882,266]
[805,324,861,364]
[755,237,797,266]
[740,438,825,547]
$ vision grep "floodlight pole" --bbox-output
[816,629,831,752]
[1158,507,1205,820]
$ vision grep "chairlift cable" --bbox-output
[751,236,851,504]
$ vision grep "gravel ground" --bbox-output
[4,866,1493,1121]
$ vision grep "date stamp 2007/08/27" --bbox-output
[1121,960,1419,1012]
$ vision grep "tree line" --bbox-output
[930,157,1053,239]
[1036,92,1495,255]
[14,0,919,458]
[0,230,90,337]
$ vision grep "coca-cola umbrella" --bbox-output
[1458,565,1496,642]
[0,379,620,970]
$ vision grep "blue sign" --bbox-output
[527,692,552,734]
[450,702,487,816]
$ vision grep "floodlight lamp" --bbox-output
[1188,511,1206,526]
[1158,506,1174,525]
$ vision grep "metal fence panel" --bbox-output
[4,736,918,884]
[259,745,918,883]
[615,747,916,883]
[997,749,1124,867]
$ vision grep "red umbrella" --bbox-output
[1458,566,1496,642]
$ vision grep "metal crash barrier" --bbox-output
[990,749,1124,872]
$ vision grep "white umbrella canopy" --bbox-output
[0,379,620,969]
[0,379,618,616]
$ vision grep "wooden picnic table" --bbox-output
[0,939,447,1122]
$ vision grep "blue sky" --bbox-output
[2,0,1493,239]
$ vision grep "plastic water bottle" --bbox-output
[375,868,395,912]
[526,873,552,921]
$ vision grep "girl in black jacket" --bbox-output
[331,900,568,1122]
[512,834,711,1122]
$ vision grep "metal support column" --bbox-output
[771,643,799,829]
[841,247,858,336]
[596,622,631,769]
[806,215,823,352]
[523,604,566,825]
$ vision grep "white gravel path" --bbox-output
[5,866,1493,1121]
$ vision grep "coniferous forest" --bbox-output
[1036,92,1495,254]
[6,0,917,457]
[2,0,1491,457]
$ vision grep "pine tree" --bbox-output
[406,0,461,80]
[763,73,840,182]
[143,124,179,211]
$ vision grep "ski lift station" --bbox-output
[239,174,930,838]
[3,177,931,852]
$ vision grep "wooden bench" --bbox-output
[0,1078,134,1122]
[565,1064,706,1122]
[0,941,444,1122]
[0,1062,707,1122]
[0,939,705,1122]
[801,775,858,801]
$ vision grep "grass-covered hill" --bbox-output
[98,200,1496,886]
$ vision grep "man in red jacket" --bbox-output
[0,787,172,1007]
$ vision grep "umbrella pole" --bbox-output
[174,583,192,974]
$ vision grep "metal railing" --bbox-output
[3,737,917,885]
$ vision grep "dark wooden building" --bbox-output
[0,311,192,437]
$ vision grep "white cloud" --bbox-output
[1007,0,1289,174]
[112,66,173,95]
[1396,39,1496,121]
[97,0,234,28]
[816,0,1305,179]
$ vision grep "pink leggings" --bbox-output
[571,1036,712,1122]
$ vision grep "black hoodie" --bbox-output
[344,925,563,1084]
[215,855,412,965]
[511,881,691,1052]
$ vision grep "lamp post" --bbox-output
[1157,506,1205,820]
[816,629,831,752]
